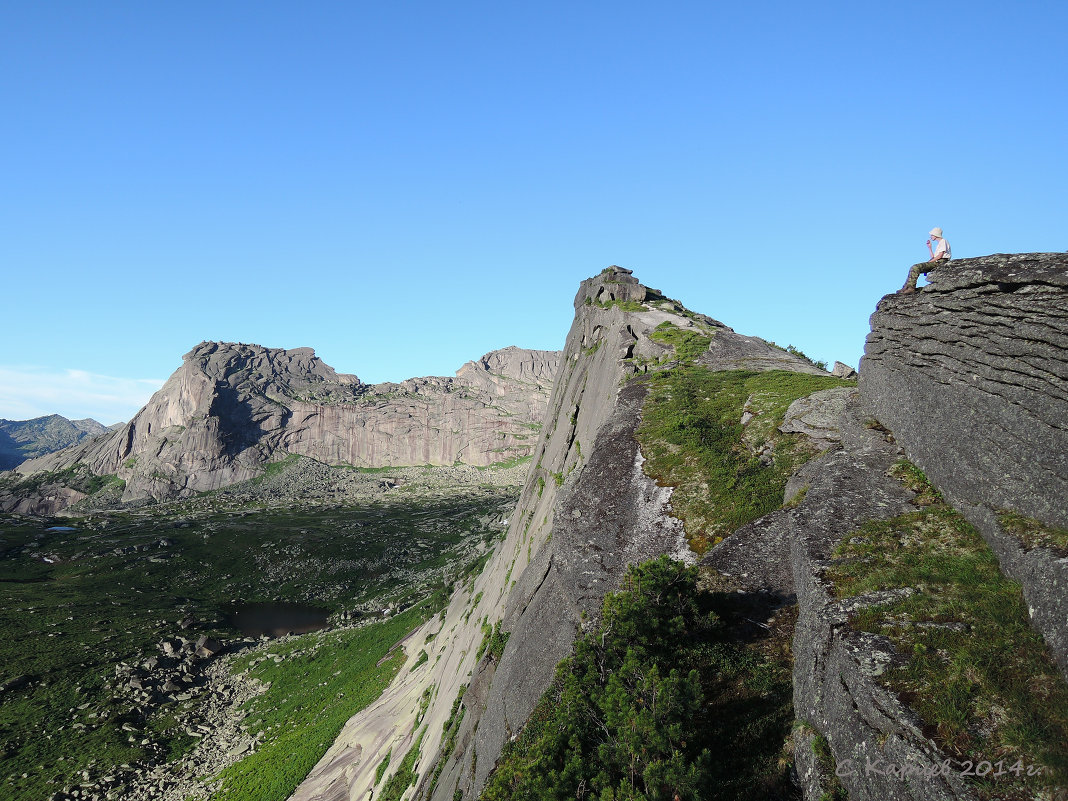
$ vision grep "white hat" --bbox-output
[929,227,943,238]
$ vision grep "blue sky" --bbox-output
[2,1,1065,423]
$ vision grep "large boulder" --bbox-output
[861,252,1068,528]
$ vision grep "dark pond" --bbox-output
[226,602,330,638]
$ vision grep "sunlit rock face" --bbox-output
[862,252,1068,528]
[14,342,561,505]
[289,266,828,801]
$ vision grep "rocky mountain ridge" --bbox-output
[862,252,1068,675]
[290,258,1067,801]
[7,344,560,510]
[5,258,1065,800]
[0,415,110,470]
[289,266,835,801]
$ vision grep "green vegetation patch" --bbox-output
[807,728,847,801]
[0,462,125,497]
[481,557,795,801]
[411,649,430,671]
[375,749,394,784]
[592,297,646,312]
[649,320,713,364]
[636,368,851,553]
[332,463,404,473]
[475,619,510,662]
[0,491,509,800]
[477,454,533,471]
[253,453,301,482]
[417,684,435,722]
[825,464,1068,795]
[425,686,467,800]
[211,606,428,801]
[379,726,426,801]
[887,459,943,506]
[996,510,1068,555]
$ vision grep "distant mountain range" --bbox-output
[10,343,561,507]
[0,415,117,470]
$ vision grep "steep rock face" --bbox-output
[296,260,1068,801]
[862,253,1067,527]
[290,267,828,801]
[13,343,560,507]
[861,252,1068,673]
[784,397,979,801]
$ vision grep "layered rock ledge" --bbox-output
[861,252,1068,674]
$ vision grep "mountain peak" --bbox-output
[10,342,561,508]
[0,414,108,470]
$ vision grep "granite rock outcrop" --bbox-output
[862,252,1068,676]
[862,253,1067,528]
[293,259,1067,801]
[784,396,980,801]
[10,256,1065,800]
[289,266,833,801]
[9,344,560,509]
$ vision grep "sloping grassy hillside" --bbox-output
[0,491,510,801]
[637,368,851,553]
[211,606,429,801]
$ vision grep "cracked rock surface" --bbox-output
[430,270,840,801]
[787,396,979,801]
[862,252,1068,676]
[862,252,1067,528]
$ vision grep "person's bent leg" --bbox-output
[898,262,926,293]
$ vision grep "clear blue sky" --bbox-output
[2,1,1065,423]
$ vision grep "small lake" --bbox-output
[0,575,53,583]
[226,602,330,638]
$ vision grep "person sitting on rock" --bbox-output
[898,227,952,294]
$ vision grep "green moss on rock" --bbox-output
[826,464,1068,795]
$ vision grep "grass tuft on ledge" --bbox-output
[649,320,713,363]
[636,368,851,553]
[996,510,1068,555]
[826,463,1068,796]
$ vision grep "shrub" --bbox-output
[482,557,794,801]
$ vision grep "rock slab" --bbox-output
[861,252,1068,675]
[861,252,1068,528]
